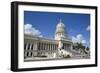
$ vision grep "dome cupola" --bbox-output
[56,19,65,33]
[55,19,67,40]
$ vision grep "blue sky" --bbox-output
[24,11,90,47]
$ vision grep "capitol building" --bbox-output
[24,20,90,61]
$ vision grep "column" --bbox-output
[45,43,47,51]
[56,45,58,50]
[50,44,52,54]
[47,43,49,54]
[41,43,43,55]
[31,43,33,57]
[42,42,44,51]
[46,43,48,50]
[41,43,42,50]
[38,42,40,56]
[54,44,56,51]
[38,42,40,55]
[28,42,30,57]
[31,44,33,50]
[25,43,29,58]
[51,44,52,51]
[44,43,45,50]
[46,43,48,54]
[34,41,38,50]
[47,43,49,51]
[24,43,26,58]
[49,44,51,51]
[52,44,54,53]
[32,42,34,57]
[43,42,45,55]
[40,43,42,55]
[33,41,38,57]
[25,43,28,50]
[55,44,56,50]
[50,44,51,51]
[54,44,55,51]
[53,44,54,50]
[44,43,46,55]
[52,44,54,51]
[48,43,49,51]
[54,44,56,52]
[29,43,32,50]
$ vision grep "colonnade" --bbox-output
[24,41,58,58]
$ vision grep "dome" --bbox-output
[55,19,70,40]
[56,19,65,28]
[57,22,65,28]
[56,19,66,33]
[55,19,68,40]
[56,27,65,33]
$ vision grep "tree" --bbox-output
[73,42,86,52]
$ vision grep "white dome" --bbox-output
[56,19,65,33]
[56,20,65,28]
[55,19,67,40]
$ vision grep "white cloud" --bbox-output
[86,25,90,31]
[82,40,86,44]
[72,34,86,44]
[24,24,43,37]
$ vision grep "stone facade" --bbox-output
[24,34,72,59]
